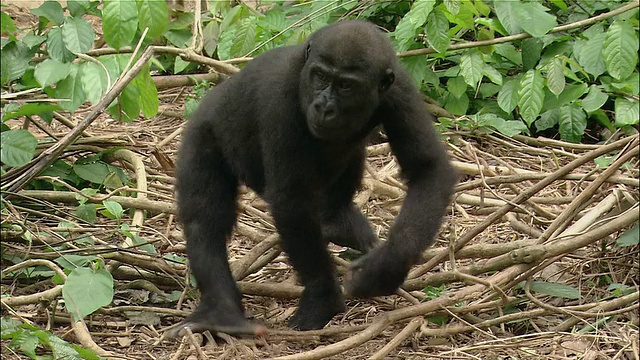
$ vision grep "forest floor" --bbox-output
[1,3,639,359]
[2,82,639,359]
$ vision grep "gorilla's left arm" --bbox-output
[345,75,456,298]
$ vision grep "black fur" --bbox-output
[171,20,456,336]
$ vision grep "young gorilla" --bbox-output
[171,20,456,337]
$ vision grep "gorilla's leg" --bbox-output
[169,146,261,337]
[268,193,345,330]
[322,153,378,253]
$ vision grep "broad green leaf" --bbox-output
[581,86,608,113]
[558,105,587,143]
[518,69,545,125]
[482,63,502,85]
[443,93,468,116]
[174,56,190,74]
[63,267,114,320]
[497,79,520,113]
[133,64,159,118]
[55,65,86,113]
[460,48,483,88]
[163,28,192,48]
[55,255,100,270]
[66,0,93,17]
[603,20,639,81]
[102,0,138,49]
[614,97,639,126]
[546,57,565,96]
[494,43,522,65]
[542,83,588,112]
[76,203,97,223]
[521,38,542,71]
[576,32,606,78]
[447,76,467,98]
[511,2,556,38]
[46,26,76,63]
[1,11,17,36]
[102,200,124,219]
[73,162,111,184]
[616,225,639,247]
[34,59,71,87]
[1,42,32,84]
[400,55,430,88]
[61,16,94,54]
[231,17,257,57]
[108,84,140,122]
[494,1,522,35]
[425,9,450,53]
[536,108,560,131]
[394,0,436,51]
[21,33,47,49]
[137,0,170,39]
[444,0,460,15]
[31,1,64,25]
[0,130,38,167]
[9,330,39,358]
[529,280,581,300]
[202,21,220,57]
[81,62,109,104]
[2,103,61,122]
[476,114,527,137]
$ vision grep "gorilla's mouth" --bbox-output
[308,122,348,141]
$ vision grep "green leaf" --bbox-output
[511,2,556,38]
[482,63,502,86]
[546,57,565,96]
[529,280,581,300]
[61,16,94,54]
[102,0,138,49]
[494,1,522,35]
[581,86,608,113]
[536,108,560,131]
[47,26,76,63]
[55,65,86,113]
[81,62,109,104]
[616,224,639,247]
[2,103,61,122]
[518,69,545,125]
[494,43,522,65]
[230,17,257,58]
[108,83,140,122]
[202,21,220,57]
[67,0,93,17]
[394,0,436,51]
[1,11,17,37]
[447,76,467,98]
[614,97,639,126]
[55,255,99,271]
[497,79,520,113]
[133,64,158,118]
[163,28,193,48]
[102,200,124,219]
[460,48,483,88]
[76,203,97,223]
[542,83,588,112]
[73,162,111,184]
[603,20,639,81]
[425,9,450,54]
[63,267,114,321]
[443,92,468,116]
[521,37,542,71]
[444,0,460,15]
[400,55,431,88]
[1,42,32,84]
[31,1,64,25]
[476,114,527,137]
[0,130,38,167]
[34,59,71,87]
[558,105,587,143]
[22,33,47,49]
[137,0,169,39]
[576,32,606,78]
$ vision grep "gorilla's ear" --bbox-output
[380,68,395,92]
[305,43,312,61]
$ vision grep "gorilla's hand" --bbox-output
[344,243,411,298]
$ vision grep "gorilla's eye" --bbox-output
[337,80,352,92]
[316,72,330,83]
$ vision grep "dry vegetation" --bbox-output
[1,81,638,359]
